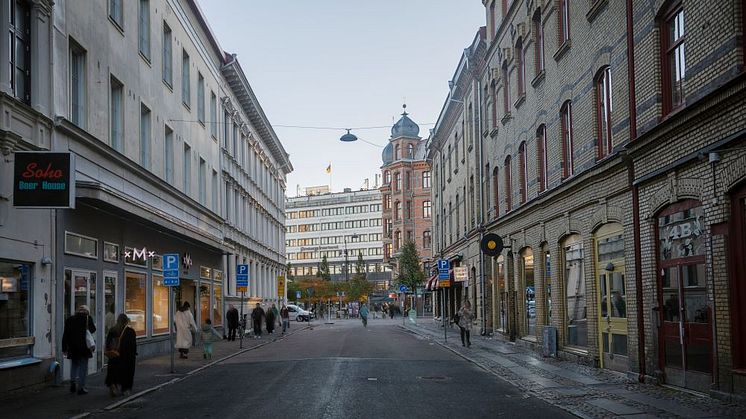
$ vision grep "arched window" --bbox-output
[394,144,400,160]
[504,156,512,212]
[518,141,528,204]
[516,39,525,97]
[384,170,391,185]
[422,171,431,188]
[536,125,548,192]
[394,172,401,190]
[407,143,414,158]
[564,234,586,348]
[423,230,432,249]
[394,201,401,220]
[560,101,574,179]
[423,200,432,218]
[595,66,613,160]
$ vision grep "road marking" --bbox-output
[367,377,378,381]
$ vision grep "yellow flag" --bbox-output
[325,163,332,174]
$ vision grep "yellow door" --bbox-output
[595,226,628,372]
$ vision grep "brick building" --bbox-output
[380,108,433,291]
[428,0,746,398]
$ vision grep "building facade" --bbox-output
[428,0,746,399]
[380,109,433,279]
[0,0,290,392]
[286,188,391,288]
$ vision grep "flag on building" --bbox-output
[325,163,332,174]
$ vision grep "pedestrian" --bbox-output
[226,304,239,341]
[373,303,380,319]
[104,313,137,397]
[174,302,198,358]
[251,303,265,338]
[266,304,277,334]
[388,304,395,319]
[359,304,369,327]
[280,304,290,334]
[457,300,474,347]
[200,318,222,359]
[62,305,96,395]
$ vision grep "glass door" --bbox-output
[102,272,118,366]
[596,227,627,372]
[64,269,98,374]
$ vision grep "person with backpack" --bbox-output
[62,305,96,395]
[104,313,137,397]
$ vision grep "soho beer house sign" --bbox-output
[13,152,75,208]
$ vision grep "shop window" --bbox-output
[522,248,536,337]
[200,284,210,323]
[151,254,163,271]
[152,274,169,335]
[125,271,147,337]
[564,235,587,348]
[103,272,117,340]
[65,232,98,259]
[730,184,746,368]
[543,248,552,324]
[103,242,119,263]
[0,262,31,359]
[214,285,223,326]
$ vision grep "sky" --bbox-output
[199,1,485,196]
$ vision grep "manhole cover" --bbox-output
[418,376,449,381]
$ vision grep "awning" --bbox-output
[426,275,438,291]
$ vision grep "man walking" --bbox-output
[62,305,96,395]
[251,303,265,338]
[280,304,290,335]
[226,304,239,341]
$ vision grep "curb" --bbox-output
[95,324,310,414]
[399,324,586,419]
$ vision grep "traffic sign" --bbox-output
[437,259,450,280]
[277,275,285,298]
[236,264,249,293]
[163,253,180,286]
[399,284,409,293]
[296,290,301,300]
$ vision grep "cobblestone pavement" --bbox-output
[403,318,746,419]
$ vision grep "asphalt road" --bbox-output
[97,319,574,419]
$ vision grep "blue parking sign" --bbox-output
[163,253,180,286]
[236,264,249,289]
[437,259,450,280]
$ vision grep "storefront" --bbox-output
[55,200,225,377]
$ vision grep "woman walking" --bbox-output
[105,314,137,396]
[457,300,474,347]
[174,302,198,358]
[359,304,369,327]
[61,305,96,395]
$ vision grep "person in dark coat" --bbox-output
[62,305,96,395]
[266,304,277,334]
[226,304,239,341]
[251,303,265,338]
[105,313,137,396]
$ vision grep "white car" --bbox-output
[286,304,313,322]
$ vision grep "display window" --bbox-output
[199,284,210,323]
[0,262,31,359]
[125,271,147,336]
[564,234,587,348]
[152,274,170,335]
[213,285,223,326]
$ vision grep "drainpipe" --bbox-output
[626,0,637,142]
[477,77,487,335]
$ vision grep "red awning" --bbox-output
[426,275,438,290]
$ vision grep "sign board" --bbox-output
[480,233,504,256]
[296,290,301,300]
[13,152,75,208]
[163,253,180,286]
[437,259,450,280]
[399,284,409,293]
[277,275,285,298]
[437,279,451,288]
[453,267,468,282]
[236,264,249,293]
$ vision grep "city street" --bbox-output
[95,318,572,419]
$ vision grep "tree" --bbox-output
[286,262,294,281]
[318,255,331,280]
[345,254,374,303]
[397,240,424,295]
[354,251,366,276]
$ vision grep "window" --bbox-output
[488,2,496,39]
[596,67,613,160]
[484,163,491,216]
[125,271,146,337]
[394,172,401,191]
[162,126,174,183]
[384,194,391,210]
[0,262,31,360]
[212,170,218,211]
[9,0,30,104]
[183,144,191,194]
[492,167,499,216]
[140,104,151,169]
[454,133,459,165]
[65,232,98,258]
[490,80,498,128]
[213,283,223,326]
[198,157,206,205]
[394,201,401,220]
[502,63,510,116]
[162,23,172,86]
[152,274,169,335]
[504,156,512,212]
[516,39,525,97]
[423,171,431,188]
[560,101,574,179]
[537,125,548,193]
[182,50,190,108]
[210,92,217,139]
[139,0,150,59]
[404,200,411,219]
[558,0,570,45]
[533,9,545,76]
[104,242,119,262]
[384,170,391,184]
[407,143,414,158]
[70,40,87,128]
[110,76,124,152]
[423,201,432,218]
[197,73,205,124]
[423,230,432,249]
[109,0,123,29]
[394,231,401,249]
[518,142,527,204]
[661,4,686,114]
[564,235,586,348]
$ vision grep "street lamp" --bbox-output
[343,233,359,281]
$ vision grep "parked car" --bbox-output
[286,304,313,322]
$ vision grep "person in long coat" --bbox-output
[226,304,239,341]
[174,301,198,358]
[105,313,137,396]
[266,304,277,334]
[251,303,265,338]
[457,300,475,347]
[62,305,96,395]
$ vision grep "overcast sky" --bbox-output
[199,1,485,196]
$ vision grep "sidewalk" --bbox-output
[0,326,307,419]
[403,318,746,419]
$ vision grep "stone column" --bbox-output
[227,253,235,297]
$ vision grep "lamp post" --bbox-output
[343,233,359,282]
